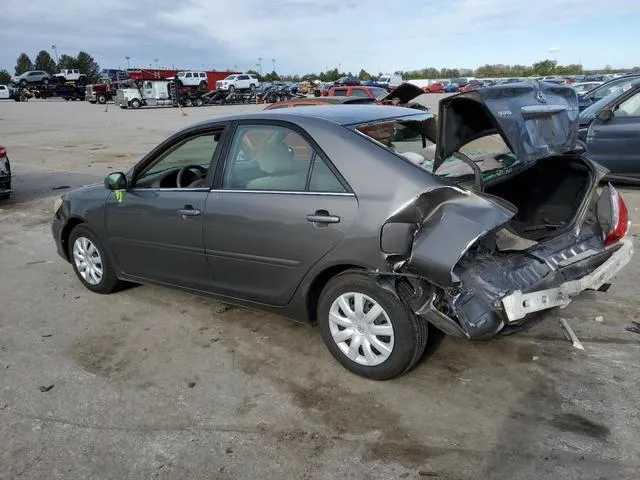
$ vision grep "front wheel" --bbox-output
[68,225,121,294]
[228,85,235,93]
[317,272,428,380]
[97,94,107,104]
[130,98,141,109]
[250,83,256,92]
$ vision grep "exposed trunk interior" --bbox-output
[485,156,592,241]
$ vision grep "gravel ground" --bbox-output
[0,97,639,480]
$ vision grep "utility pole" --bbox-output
[51,44,59,64]
[154,58,159,69]
[272,58,276,72]
[125,56,131,69]
[257,57,263,75]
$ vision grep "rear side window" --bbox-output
[222,124,347,193]
[333,89,347,97]
[350,89,370,98]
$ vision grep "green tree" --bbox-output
[358,69,371,81]
[58,51,101,82]
[263,70,280,82]
[34,50,57,74]
[247,69,263,82]
[15,53,34,75]
[0,69,11,84]
[532,59,557,76]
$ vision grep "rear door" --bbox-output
[203,121,358,305]
[587,89,640,177]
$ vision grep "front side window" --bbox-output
[222,125,345,192]
[135,132,221,188]
[332,89,348,97]
[616,91,640,117]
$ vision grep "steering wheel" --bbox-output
[176,165,207,188]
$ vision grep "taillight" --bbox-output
[604,186,630,246]
[0,146,6,157]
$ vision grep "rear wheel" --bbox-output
[317,271,428,380]
[68,225,121,294]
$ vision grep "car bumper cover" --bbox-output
[501,237,633,321]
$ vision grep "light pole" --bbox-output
[125,56,130,69]
[272,58,276,73]
[257,57,263,75]
[51,44,58,64]
[154,58,159,69]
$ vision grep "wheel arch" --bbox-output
[305,264,367,323]
[60,217,85,261]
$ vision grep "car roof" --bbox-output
[194,105,427,128]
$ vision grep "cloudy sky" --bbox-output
[3,0,639,75]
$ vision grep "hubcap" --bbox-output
[72,237,103,286]
[328,292,394,366]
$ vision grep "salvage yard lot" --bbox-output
[1,99,639,480]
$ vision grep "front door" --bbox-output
[105,129,225,289]
[587,89,640,178]
[204,122,358,305]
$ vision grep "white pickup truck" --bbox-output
[0,85,10,100]
[53,69,88,84]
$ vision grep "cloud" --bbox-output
[2,0,640,74]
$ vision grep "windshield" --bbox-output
[579,89,622,123]
[379,76,390,82]
[354,114,521,184]
[224,75,237,80]
[371,88,388,99]
[585,77,637,101]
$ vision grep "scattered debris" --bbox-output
[52,185,70,190]
[26,260,47,266]
[418,471,439,477]
[209,337,220,343]
[39,384,54,392]
[625,321,640,335]
[559,318,584,350]
[41,334,53,338]
[594,316,604,323]
[532,356,539,361]
[225,447,233,454]
[187,382,196,388]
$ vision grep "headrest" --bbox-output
[254,142,293,174]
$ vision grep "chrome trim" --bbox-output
[212,189,355,197]
[502,237,633,322]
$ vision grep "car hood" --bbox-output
[433,81,580,172]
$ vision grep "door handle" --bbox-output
[307,211,340,224]
[178,206,201,218]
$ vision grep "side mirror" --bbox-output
[597,109,614,122]
[104,172,127,191]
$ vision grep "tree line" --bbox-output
[0,50,101,85]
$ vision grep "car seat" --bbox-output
[246,142,304,190]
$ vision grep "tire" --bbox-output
[97,94,107,104]
[68,225,121,294]
[19,80,27,87]
[317,271,428,380]
[43,78,49,85]
[228,84,235,93]
[130,98,141,109]
[250,83,256,92]
[64,97,70,101]
[194,97,203,107]
[199,81,207,90]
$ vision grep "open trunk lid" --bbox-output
[434,81,580,172]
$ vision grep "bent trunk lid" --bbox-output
[434,81,580,172]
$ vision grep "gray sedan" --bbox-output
[52,85,633,379]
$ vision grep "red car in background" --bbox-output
[328,85,389,100]
[423,82,446,93]
[459,81,482,93]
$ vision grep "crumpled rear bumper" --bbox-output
[501,237,633,322]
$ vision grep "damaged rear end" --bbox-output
[377,82,634,339]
